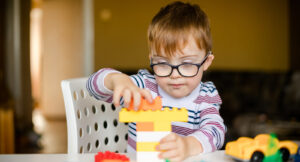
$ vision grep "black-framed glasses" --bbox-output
[150,52,211,77]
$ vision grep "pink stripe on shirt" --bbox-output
[172,125,197,136]
[127,136,136,150]
[204,121,225,133]
[199,129,216,152]
[145,79,158,94]
[194,95,222,104]
[92,68,112,97]
[200,107,220,118]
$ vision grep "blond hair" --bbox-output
[148,1,212,57]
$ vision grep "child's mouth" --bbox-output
[170,84,184,88]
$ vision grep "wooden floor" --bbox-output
[33,109,67,153]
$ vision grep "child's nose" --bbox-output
[170,68,181,78]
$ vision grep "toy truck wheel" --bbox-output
[250,151,264,162]
[279,148,290,162]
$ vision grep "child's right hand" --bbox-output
[105,73,153,109]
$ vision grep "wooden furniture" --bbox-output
[0,108,14,153]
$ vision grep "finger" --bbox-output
[140,89,153,103]
[132,91,141,110]
[113,87,123,107]
[160,133,177,143]
[159,149,178,160]
[123,89,132,108]
[157,140,177,151]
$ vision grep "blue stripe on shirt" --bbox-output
[131,76,140,88]
[135,75,145,88]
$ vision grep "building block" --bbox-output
[119,107,188,122]
[95,151,130,162]
[127,96,162,111]
[136,142,160,152]
[136,131,170,142]
[102,160,123,162]
[136,152,164,162]
[119,96,189,162]
[153,121,171,131]
[136,122,154,131]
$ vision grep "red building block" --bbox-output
[95,151,130,162]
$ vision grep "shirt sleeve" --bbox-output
[188,82,226,153]
[129,69,154,89]
[86,68,121,103]
[119,69,153,105]
[86,68,151,105]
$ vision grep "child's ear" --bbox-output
[203,54,214,71]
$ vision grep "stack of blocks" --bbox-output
[119,97,188,162]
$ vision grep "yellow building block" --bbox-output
[153,122,171,131]
[119,107,188,123]
[136,142,159,152]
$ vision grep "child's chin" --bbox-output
[170,91,188,98]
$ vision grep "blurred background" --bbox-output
[0,0,299,154]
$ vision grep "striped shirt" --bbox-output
[86,68,226,153]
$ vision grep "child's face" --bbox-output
[150,38,214,98]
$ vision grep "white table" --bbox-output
[0,151,234,162]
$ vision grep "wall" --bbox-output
[41,0,84,119]
[93,0,289,71]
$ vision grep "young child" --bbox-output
[87,1,225,161]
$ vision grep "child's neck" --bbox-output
[158,83,202,105]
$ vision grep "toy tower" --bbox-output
[119,97,188,162]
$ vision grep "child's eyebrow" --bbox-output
[151,56,168,59]
[178,55,201,59]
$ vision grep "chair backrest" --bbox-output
[61,77,128,154]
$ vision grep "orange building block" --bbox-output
[136,122,154,131]
[127,96,162,111]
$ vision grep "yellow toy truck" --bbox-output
[225,134,298,162]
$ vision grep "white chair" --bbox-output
[61,77,128,154]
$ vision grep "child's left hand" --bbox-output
[156,133,203,162]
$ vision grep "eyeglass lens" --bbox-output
[152,63,199,77]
